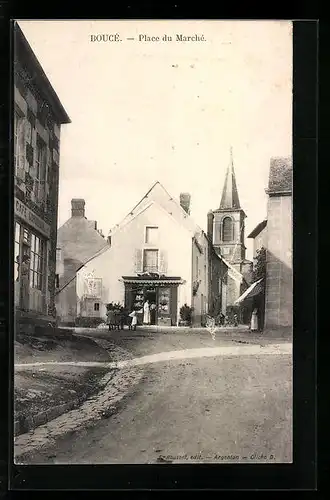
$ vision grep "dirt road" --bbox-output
[26,333,292,464]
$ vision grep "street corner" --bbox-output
[14,361,145,463]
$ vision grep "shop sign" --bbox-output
[14,197,51,238]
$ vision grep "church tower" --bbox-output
[207,148,248,274]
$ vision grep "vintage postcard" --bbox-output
[13,19,293,465]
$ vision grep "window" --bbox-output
[55,274,60,288]
[143,249,159,273]
[145,226,158,245]
[34,139,47,202]
[94,303,100,311]
[14,222,21,282]
[29,233,44,290]
[196,255,199,277]
[222,217,233,242]
[14,112,25,178]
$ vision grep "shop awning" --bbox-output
[120,276,185,285]
[234,278,264,305]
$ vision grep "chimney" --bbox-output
[207,210,214,243]
[180,193,191,215]
[71,199,85,218]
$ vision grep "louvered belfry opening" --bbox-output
[222,217,233,242]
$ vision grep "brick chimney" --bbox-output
[180,193,191,215]
[71,199,85,217]
[207,210,214,243]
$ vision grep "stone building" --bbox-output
[207,149,252,318]
[75,181,229,327]
[244,157,292,329]
[264,157,293,328]
[56,199,108,325]
[248,219,268,259]
[14,23,70,333]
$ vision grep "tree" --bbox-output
[252,246,267,282]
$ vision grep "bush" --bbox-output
[75,317,105,328]
[106,302,122,311]
[180,304,193,324]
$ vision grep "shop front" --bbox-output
[122,275,184,326]
[14,198,51,317]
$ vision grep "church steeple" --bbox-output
[219,147,241,209]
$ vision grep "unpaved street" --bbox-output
[26,328,292,464]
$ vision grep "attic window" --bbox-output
[145,226,158,245]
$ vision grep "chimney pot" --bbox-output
[180,192,191,215]
[71,199,85,218]
[207,210,214,243]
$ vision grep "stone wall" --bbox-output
[265,195,292,327]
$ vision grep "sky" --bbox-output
[18,20,292,260]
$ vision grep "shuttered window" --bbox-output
[14,112,25,179]
[143,249,159,273]
[34,138,47,203]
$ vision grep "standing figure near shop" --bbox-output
[250,308,258,332]
[119,307,126,330]
[106,307,115,331]
[143,299,150,325]
[129,310,137,331]
[20,253,30,311]
[150,302,156,325]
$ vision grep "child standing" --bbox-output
[106,308,114,331]
[128,310,137,331]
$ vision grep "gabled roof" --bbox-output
[109,181,204,239]
[221,257,245,284]
[15,23,71,124]
[219,148,241,210]
[248,220,268,239]
[57,217,108,265]
[266,157,292,195]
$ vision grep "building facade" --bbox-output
[248,219,268,259]
[207,150,252,313]
[14,24,70,333]
[75,182,229,327]
[264,157,293,328]
[56,199,108,325]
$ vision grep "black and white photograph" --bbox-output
[13,19,293,465]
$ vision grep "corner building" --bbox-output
[14,24,70,333]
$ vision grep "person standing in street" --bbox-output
[106,307,114,331]
[250,308,258,332]
[150,302,156,325]
[129,310,137,331]
[143,299,150,325]
[20,254,30,311]
[120,307,126,330]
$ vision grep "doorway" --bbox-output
[144,287,157,325]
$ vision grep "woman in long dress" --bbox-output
[250,308,258,331]
[143,300,150,325]
[20,254,30,311]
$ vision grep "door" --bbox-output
[157,287,171,326]
[170,286,178,326]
